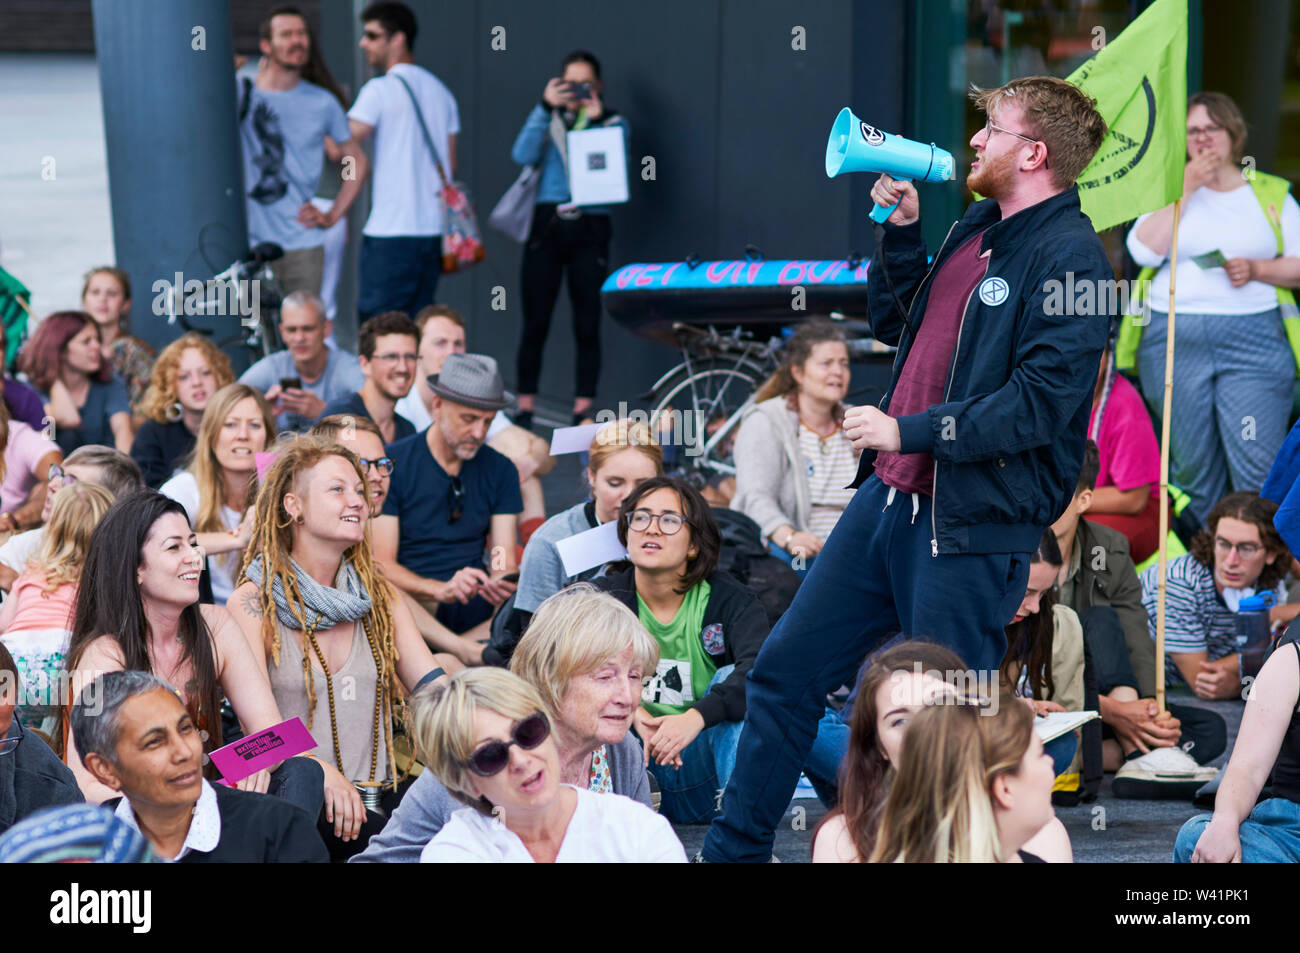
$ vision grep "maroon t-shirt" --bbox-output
[874,229,989,494]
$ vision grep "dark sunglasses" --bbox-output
[467,711,550,777]
[447,476,465,523]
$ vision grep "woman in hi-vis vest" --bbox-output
[1122,92,1300,526]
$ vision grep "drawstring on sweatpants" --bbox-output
[883,486,921,525]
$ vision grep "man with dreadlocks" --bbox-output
[227,435,449,860]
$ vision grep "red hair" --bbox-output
[20,311,108,390]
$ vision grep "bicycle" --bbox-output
[163,240,285,366]
[643,318,894,478]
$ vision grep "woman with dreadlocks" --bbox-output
[227,436,450,859]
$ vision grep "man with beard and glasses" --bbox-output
[703,76,1115,863]
[374,354,522,637]
[316,311,419,444]
[238,5,368,297]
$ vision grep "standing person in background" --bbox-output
[349,1,461,319]
[1122,92,1300,525]
[239,5,367,297]
[132,333,235,488]
[510,51,629,430]
[22,311,133,455]
[80,267,155,419]
[160,384,274,606]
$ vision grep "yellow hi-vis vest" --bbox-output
[1115,171,1300,377]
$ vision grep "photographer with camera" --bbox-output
[510,51,629,431]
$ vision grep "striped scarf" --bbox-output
[244,554,372,633]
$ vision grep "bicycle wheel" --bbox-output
[648,357,768,477]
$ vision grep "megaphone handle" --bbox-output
[869,175,912,224]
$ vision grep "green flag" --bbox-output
[1067,0,1187,233]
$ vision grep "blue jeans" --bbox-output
[358,234,443,321]
[702,475,1030,861]
[1175,798,1300,862]
[802,707,850,806]
[645,665,743,825]
[269,756,325,820]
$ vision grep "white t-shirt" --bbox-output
[394,390,510,440]
[420,787,687,863]
[348,63,461,238]
[0,527,43,573]
[159,471,244,605]
[1127,183,1300,315]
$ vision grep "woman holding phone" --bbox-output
[509,50,630,430]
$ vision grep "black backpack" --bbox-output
[710,507,800,626]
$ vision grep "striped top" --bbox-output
[797,423,857,540]
[1139,555,1237,683]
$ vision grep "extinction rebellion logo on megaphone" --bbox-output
[858,122,886,147]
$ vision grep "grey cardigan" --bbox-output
[349,731,652,863]
[730,396,810,540]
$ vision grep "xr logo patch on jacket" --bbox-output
[701,623,726,657]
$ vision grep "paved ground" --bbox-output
[536,427,1243,863]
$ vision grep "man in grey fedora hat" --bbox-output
[374,353,523,636]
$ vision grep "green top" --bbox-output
[638,580,714,717]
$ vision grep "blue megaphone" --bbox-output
[825,107,956,224]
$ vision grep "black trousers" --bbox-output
[517,205,611,398]
[1080,604,1227,765]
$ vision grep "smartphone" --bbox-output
[500,572,520,584]
[279,376,302,391]
[568,81,592,101]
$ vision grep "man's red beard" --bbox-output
[966,148,1018,200]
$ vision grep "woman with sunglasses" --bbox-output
[411,666,684,862]
[1123,91,1300,525]
[592,475,769,824]
[227,435,452,859]
[355,584,657,862]
[0,400,63,538]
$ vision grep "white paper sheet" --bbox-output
[556,520,628,577]
[549,422,605,456]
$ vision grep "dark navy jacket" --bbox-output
[856,186,1112,555]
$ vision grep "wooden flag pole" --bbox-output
[1155,198,1181,714]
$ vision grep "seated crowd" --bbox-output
[7,243,1300,866]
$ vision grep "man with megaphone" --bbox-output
[703,76,1115,863]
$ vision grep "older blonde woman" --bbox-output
[353,584,665,862]
[410,666,684,863]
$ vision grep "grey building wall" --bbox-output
[327,0,905,413]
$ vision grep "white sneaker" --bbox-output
[1112,747,1218,799]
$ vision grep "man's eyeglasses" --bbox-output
[371,353,418,366]
[627,509,689,535]
[983,119,1050,168]
[447,476,465,523]
[466,712,551,777]
[1188,123,1223,138]
[48,464,76,486]
[1214,537,1263,558]
[359,457,395,476]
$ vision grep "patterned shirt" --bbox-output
[1139,554,1235,682]
[797,422,858,540]
[587,744,613,794]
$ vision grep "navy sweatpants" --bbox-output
[702,474,1031,862]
